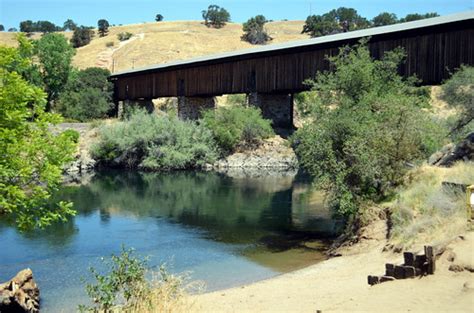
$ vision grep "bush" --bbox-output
[202,5,230,28]
[117,32,133,41]
[57,67,114,121]
[62,129,80,143]
[242,15,272,45]
[105,41,114,47]
[292,40,445,221]
[71,26,94,48]
[201,106,274,152]
[440,66,474,140]
[91,110,219,170]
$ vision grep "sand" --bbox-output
[192,227,474,313]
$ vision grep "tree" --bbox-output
[35,33,76,110]
[19,20,34,34]
[372,12,398,26]
[70,26,94,48]
[63,19,77,31]
[57,67,114,121]
[0,41,76,230]
[8,28,18,32]
[155,14,164,22]
[0,25,4,31]
[202,5,230,28]
[98,19,110,37]
[400,12,439,22]
[242,15,272,45]
[302,7,369,38]
[292,40,443,222]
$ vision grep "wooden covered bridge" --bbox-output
[110,11,474,127]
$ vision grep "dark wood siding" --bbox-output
[113,19,474,101]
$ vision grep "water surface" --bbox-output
[0,170,339,312]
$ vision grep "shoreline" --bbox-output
[191,224,474,313]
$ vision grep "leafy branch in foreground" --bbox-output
[0,40,77,230]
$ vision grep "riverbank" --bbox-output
[192,222,474,312]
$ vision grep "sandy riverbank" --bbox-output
[191,223,474,313]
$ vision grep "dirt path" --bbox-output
[192,229,474,313]
[95,33,145,71]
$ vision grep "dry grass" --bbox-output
[389,162,474,249]
[0,21,307,73]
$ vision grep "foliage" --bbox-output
[292,41,445,221]
[79,246,147,312]
[117,32,133,41]
[19,20,62,34]
[372,12,398,26]
[390,163,473,248]
[202,5,230,28]
[0,43,76,230]
[91,110,219,170]
[97,19,110,37]
[242,15,272,45]
[63,19,77,31]
[8,28,18,32]
[62,129,80,143]
[155,14,164,22]
[302,7,369,37]
[71,26,95,48]
[35,33,76,110]
[0,25,4,31]
[105,41,114,48]
[202,105,274,153]
[57,67,114,121]
[440,65,474,140]
[400,12,439,23]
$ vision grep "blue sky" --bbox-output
[0,0,472,29]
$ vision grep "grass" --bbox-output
[0,21,307,73]
[389,162,474,249]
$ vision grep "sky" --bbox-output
[0,0,472,30]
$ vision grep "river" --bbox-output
[0,170,340,312]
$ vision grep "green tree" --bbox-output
[155,14,164,22]
[70,26,94,48]
[0,43,77,230]
[0,25,4,31]
[302,14,339,37]
[19,20,34,34]
[98,19,110,37]
[400,12,439,22]
[8,28,18,32]
[440,66,474,139]
[57,67,114,121]
[202,5,230,28]
[292,40,444,222]
[242,15,272,45]
[35,33,75,111]
[372,12,398,26]
[63,19,77,31]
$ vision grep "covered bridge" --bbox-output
[110,11,474,127]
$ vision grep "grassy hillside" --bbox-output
[0,20,306,73]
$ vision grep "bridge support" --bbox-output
[247,93,294,128]
[178,96,216,120]
[118,99,155,118]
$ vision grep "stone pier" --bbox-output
[178,96,216,120]
[247,93,294,128]
[118,99,155,118]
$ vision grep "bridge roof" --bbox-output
[110,10,474,78]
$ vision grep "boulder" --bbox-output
[429,132,474,166]
[0,269,40,313]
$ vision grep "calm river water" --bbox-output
[0,170,340,312]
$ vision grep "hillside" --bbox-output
[0,20,307,73]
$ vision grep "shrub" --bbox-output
[242,15,272,45]
[91,110,219,170]
[71,26,94,48]
[105,41,114,47]
[155,14,164,22]
[440,65,474,140]
[98,19,109,37]
[57,67,114,121]
[202,5,230,28]
[117,32,133,41]
[62,129,80,143]
[201,106,274,152]
[292,40,445,221]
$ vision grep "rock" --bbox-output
[449,264,464,272]
[429,132,474,166]
[0,269,40,313]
